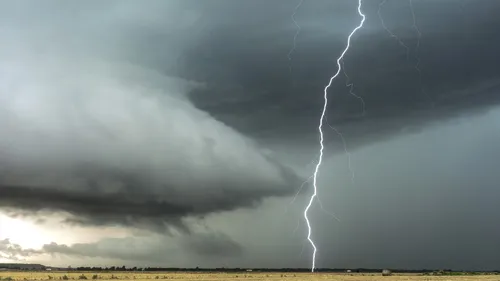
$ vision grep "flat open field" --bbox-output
[1,272,499,281]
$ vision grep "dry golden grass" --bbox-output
[1,271,498,281]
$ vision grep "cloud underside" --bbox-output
[0,176,298,233]
[184,3,500,148]
[1,232,243,263]
[0,54,303,232]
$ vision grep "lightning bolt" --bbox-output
[379,0,424,99]
[378,0,411,60]
[288,0,304,73]
[325,117,355,185]
[408,0,427,103]
[409,0,422,71]
[284,0,341,243]
[304,0,366,272]
[342,60,366,118]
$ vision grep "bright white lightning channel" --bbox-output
[304,0,366,272]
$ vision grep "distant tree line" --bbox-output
[65,267,500,274]
[3,264,500,274]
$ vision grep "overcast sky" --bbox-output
[1,0,500,271]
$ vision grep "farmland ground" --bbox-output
[1,271,499,281]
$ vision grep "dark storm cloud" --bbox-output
[2,0,500,271]
[0,0,305,231]
[182,0,500,149]
[2,1,496,232]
